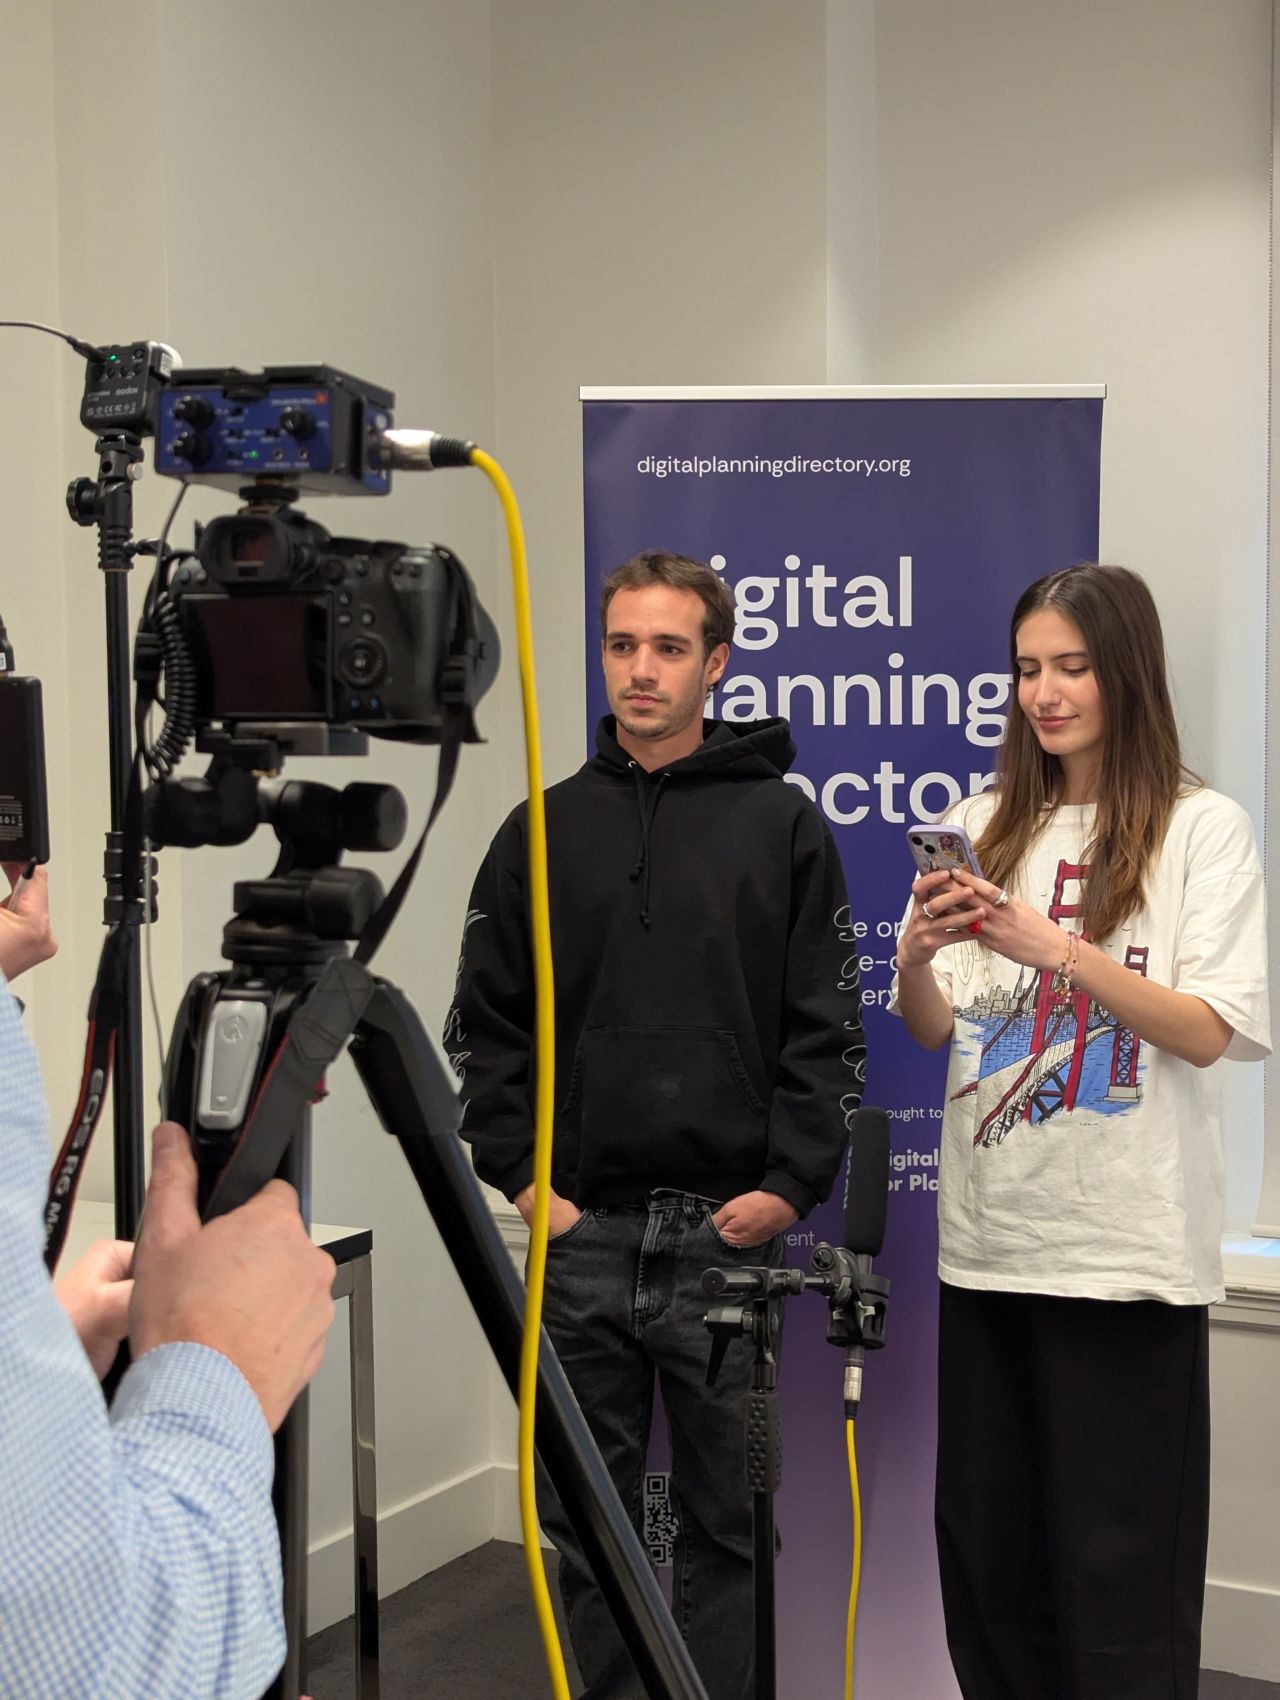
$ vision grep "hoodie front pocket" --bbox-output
[573,1026,767,1186]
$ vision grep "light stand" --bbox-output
[66,429,152,1236]
[65,339,178,1237]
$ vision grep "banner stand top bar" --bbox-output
[580,384,1106,402]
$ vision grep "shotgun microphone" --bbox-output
[842,1105,891,1257]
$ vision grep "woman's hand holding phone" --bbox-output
[947,869,1069,973]
[898,868,987,967]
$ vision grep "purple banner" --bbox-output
[581,390,1103,1696]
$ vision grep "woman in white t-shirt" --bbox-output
[892,563,1270,1700]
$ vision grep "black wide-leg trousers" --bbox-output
[935,1281,1210,1700]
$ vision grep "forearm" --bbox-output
[96,1346,284,1698]
[766,1024,868,1216]
[1071,938,1232,1068]
[0,1315,284,1700]
[895,960,954,1050]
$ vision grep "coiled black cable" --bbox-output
[145,592,197,777]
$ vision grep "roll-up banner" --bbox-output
[581,385,1104,1696]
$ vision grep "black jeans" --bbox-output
[536,1190,787,1700]
[935,1282,1210,1700]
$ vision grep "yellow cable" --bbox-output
[469,447,571,1700]
[845,1417,862,1700]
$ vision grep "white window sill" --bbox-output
[1218,1233,1280,1325]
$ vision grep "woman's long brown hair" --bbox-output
[974,563,1198,942]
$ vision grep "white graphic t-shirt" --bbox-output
[890,787,1271,1304]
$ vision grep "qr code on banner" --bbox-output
[643,1472,679,1567]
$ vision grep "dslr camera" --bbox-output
[167,512,497,744]
[146,362,498,757]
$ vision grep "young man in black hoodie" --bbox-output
[447,551,865,1700]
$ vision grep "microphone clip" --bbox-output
[808,1244,891,1357]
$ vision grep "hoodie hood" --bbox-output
[586,717,797,929]
[590,715,797,780]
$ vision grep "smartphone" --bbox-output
[906,822,984,880]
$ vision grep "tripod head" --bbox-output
[147,763,406,969]
[154,765,406,1211]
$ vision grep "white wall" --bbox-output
[2,0,833,1636]
[1256,0,1280,1242]
[1207,1300,1280,1679]
[490,0,830,790]
[5,0,508,1631]
[146,0,510,1624]
[856,0,1277,1676]
[0,0,168,1164]
[484,0,831,1477]
[865,0,1273,1229]
[4,0,1276,1676]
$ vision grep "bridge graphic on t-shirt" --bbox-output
[951,858,1149,1146]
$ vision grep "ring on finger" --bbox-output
[993,888,1011,909]
[922,901,936,920]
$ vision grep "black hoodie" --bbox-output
[447,716,866,1217]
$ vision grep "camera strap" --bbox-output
[353,557,484,969]
[43,746,152,1271]
[203,956,379,1216]
[43,925,127,1271]
[352,715,463,968]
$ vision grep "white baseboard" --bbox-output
[490,1458,554,1548]
[1202,1576,1280,1680]
[307,1460,497,1635]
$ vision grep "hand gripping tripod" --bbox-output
[155,765,710,1700]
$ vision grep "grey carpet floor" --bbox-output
[306,1539,1278,1699]
[307,1542,578,1700]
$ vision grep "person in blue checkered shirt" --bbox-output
[0,865,337,1699]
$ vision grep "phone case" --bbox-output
[906,825,983,879]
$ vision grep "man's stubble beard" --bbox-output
[614,678,708,743]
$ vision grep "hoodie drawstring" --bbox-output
[628,766,668,929]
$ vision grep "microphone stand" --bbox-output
[702,1266,804,1700]
[65,339,176,1237]
[66,428,152,1236]
[701,1145,892,1700]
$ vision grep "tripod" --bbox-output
[156,767,711,1700]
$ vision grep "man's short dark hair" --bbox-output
[599,551,736,656]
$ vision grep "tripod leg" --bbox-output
[265,1126,312,1700]
[349,980,710,1700]
[268,1390,310,1700]
[348,1250,380,1698]
[166,975,316,1700]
